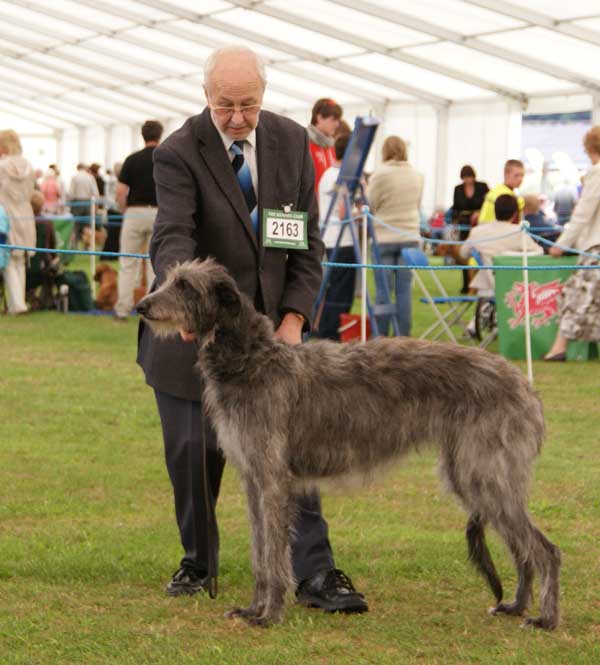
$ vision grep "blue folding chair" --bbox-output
[402,247,479,343]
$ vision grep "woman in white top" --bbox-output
[545,126,600,360]
[368,136,424,336]
[0,129,36,314]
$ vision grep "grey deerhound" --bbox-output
[136,258,561,630]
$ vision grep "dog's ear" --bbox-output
[215,279,241,318]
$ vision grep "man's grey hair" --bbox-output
[203,45,267,90]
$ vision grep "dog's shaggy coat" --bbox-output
[137,259,561,629]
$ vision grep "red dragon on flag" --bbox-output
[504,280,563,329]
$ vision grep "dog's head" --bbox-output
[136,258,241,343]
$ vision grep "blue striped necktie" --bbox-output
[230,140,258,235]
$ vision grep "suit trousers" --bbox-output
[154,390,335,583]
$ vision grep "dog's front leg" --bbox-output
[225,472,268,622]
[227,455,294,627]
[250,473,294,627]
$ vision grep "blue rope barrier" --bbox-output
[3,241,600,271]
[526,231,600,259]
[0,244,148,259]
[323,260,600,271]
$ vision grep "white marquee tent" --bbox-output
[1,0,600,213]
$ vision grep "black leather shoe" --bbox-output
[165,567,208,596]
[296,568,368,613]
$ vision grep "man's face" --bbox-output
[315,113,340,138]
[205,58,264,141]
[505,166,524,190]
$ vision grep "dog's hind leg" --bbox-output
[490,512,560,629]
[489,536,534,618]
[521,527,561,630]
[466,514,503,604]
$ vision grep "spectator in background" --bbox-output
[544,126,600,361]
[523,194,560,251]
[553,182,577,226]
[451,165,489,292]
[316,133,355,340]
[0,129,36,314]
[89,163,105,205]
[102,165,122,259]
[368,135,424,336]
[307,98,342,195]
[67,163,99,244]
[478,159,525,223]
[113,120,163,320]
[40,165,64,214]
[335,118,352,139]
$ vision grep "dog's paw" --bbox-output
[244,615,272,628]
[225,606,258,621]
[489,601,526,617]
[521,616,558,630]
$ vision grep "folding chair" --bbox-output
[401,247,479,343]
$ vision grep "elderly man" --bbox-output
[137,45,367,614]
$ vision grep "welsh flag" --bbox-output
[493,255,578,360]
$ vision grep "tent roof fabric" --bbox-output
[1,0,599,130]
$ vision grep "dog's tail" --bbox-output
[466,514,503,603]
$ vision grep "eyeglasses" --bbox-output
[210,103,261,118]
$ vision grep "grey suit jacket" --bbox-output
[137,108,324,401]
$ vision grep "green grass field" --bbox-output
[1,261,599,664]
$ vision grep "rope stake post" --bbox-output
[90,197,96,299]
[361,205,368,343]
[521,222,534,385]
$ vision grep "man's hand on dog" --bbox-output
[178,313,303,345]
[274,313,303,345]
[179,330,197,342]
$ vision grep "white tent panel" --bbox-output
[342,53,494,101]
[446,100,522,205]
[383,104,439,214]
[81,126,107,167]
[267,0,432,48]
[57,128,81,177]
[107,125,135,170]
[101,0,174,21]
[517,0,600,19]
[1,0,599,214]
[0,112,57,134]
[480,28,600,84]
[162,0,232,12]
[280,62,414,102]
[219,8,365,58]
[265,69,365,107]
[40,0,133,30]
[0,1,96,37]
[368,0,525,34]
[406,42,575,95]
[170,20,295,62]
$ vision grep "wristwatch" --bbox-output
[292,312,305,324]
